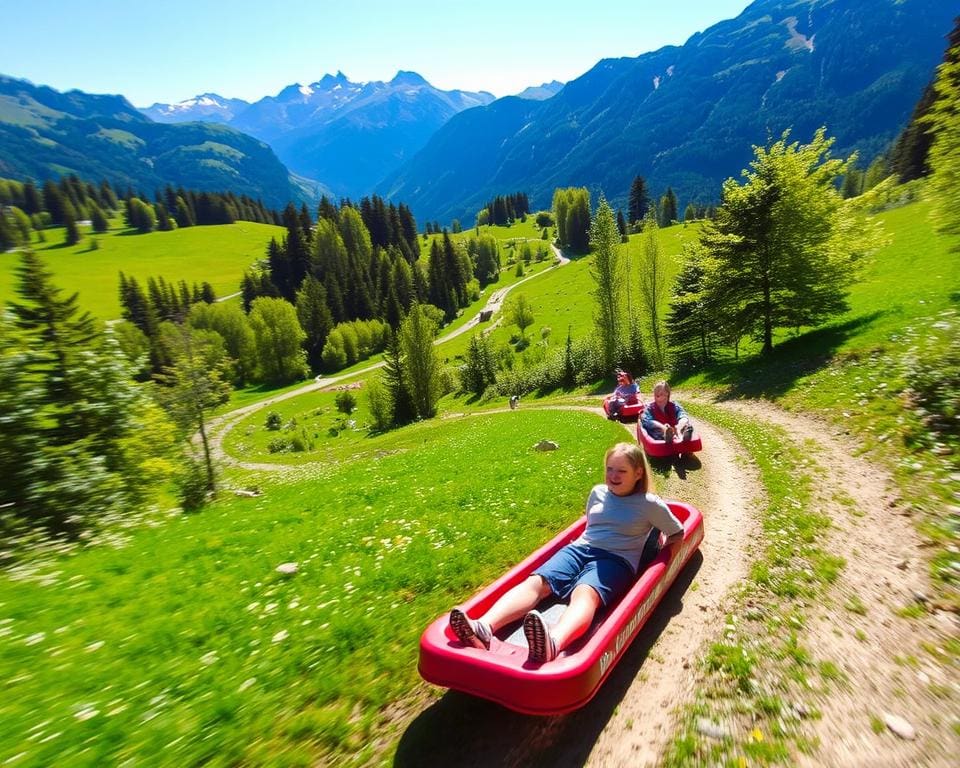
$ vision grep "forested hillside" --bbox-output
[382,0,954,223]
[0,76,298,209]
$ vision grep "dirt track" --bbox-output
[392,400,958,767]
[210,395,957,765]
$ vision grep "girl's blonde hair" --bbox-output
[653,380,671,398]
[604,442,653,494]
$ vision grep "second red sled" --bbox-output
[636,421,703,458]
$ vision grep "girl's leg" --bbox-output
[550,584,602,651]
[482,574,552,632]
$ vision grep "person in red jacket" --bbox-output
[640,380,694,442]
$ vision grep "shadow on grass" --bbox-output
[394,551,703,768]
[687,312,884,401]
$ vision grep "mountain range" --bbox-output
[142,71,496,200]
[380,0,957,223]
[0,0,953,223]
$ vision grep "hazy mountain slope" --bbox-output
[0,76,298,208]
[382,0,954,223]
[144,71,496,199]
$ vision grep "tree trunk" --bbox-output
[762,269,774,354]
[197,415,215,492]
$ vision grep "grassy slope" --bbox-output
[0,220,283,320]
[0,411,625,767]
[1,198,957,766]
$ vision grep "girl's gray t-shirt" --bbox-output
[573,485,683,572]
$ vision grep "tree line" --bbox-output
[476,192,530,227]
[0,174,281,249]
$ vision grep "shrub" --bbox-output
[265,411,282,431]
[177,455,210,512]
[267,437,290,453]
[366,375,393,431]
[335,391,357,415]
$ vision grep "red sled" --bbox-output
[602,395,644,422]
[417,501,704,716]
[636,422,703,458]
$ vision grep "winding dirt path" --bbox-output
[584,409,762,766]
[711,399,958,768]
[212,391,956,765]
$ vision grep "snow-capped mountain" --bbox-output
[138,71,495,199]
[140,93,250,124]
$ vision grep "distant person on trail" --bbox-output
[606,369,640,419]
[448,442,683,664]
[640,380,694,443]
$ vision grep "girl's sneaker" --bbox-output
[522,609,558,663]
[449,608,492,650]
[682,423,694,441]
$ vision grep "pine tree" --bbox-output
[296,275,334,372]
[658,188,678,227]
[628,175,649,225]
[400,303,440,419]
[381,329,415,425]
[9,251,99,427]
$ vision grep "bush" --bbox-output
[265,411,282,431]
[365,375,393,431]
[903,316,960,446]
[267,437,290,453]
[177,455,210,512]
[335,391,357,414]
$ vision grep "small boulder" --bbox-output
[882,713,916,740]
[275,562,299,575]
[534,439,559,452]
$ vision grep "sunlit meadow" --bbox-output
[0,410,627,766]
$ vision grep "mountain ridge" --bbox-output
[381,0,954,223]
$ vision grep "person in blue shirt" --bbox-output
[606,369,640,419]
[448,442,683,664]
[640,380,694,442]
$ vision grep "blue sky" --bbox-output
[2,1,753,106]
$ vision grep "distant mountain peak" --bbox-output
[514,80,564,100]
[317,71,350,88]
[390,70,428,87]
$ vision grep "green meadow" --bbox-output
[0,220,283,320]
[0,411,625,767]
[0,192,957,765]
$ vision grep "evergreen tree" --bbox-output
[90,204,110,233]
[400,303,440,419]
[9,251,99,424]
[461,332,497,397]
[628,175,650,225]
[381,329,415,425]
[890,81,938,183]
[296,275,334,372]
[658,188,678,227]
[925,17,960,240]
[616,209,628,242]
[667,243,714,366]
[638,212,667,367]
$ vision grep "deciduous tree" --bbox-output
[248,297,308,385]
[589,195,623,371]
[699,128,880,354]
